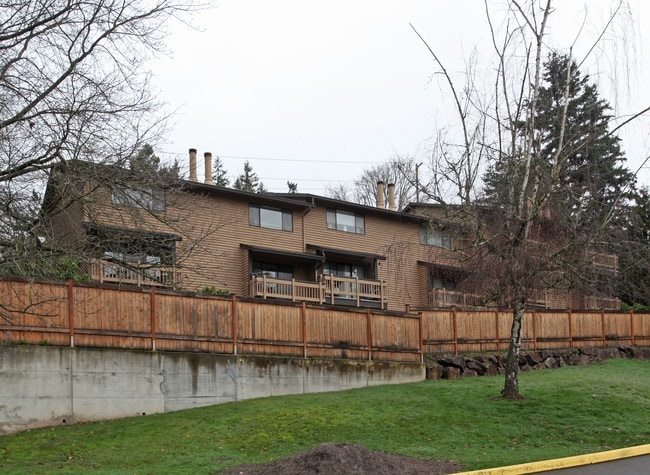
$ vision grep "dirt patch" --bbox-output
[220,442,465,474]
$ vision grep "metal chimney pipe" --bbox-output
[204,152,214,185]
[188,148,198,182]
[377,181,385,208]
[387,183,396,211]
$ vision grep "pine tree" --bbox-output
[616,187,650,307]
[128,144,179,179]
[212,156,230,187]
[129,144,160,173]
[535,53,635,226]
[483,53,635,227]
[233,161,264,192]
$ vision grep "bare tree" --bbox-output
[326,155,420,210]
[413,0,646,399]
[0,0,202,276]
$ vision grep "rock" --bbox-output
[466,360,488,376]
[598,348,621,360]
[443,366,461,380]
[462,369,478,378]
[438,356,466,370]
[486,364,500,376]
[581,347,598,357]
[426,365,444,380]
[544,357,557,369]
[525,352,543,366]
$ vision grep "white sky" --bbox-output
[151,0,650,195]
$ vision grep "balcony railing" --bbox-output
[88,259,179,288]
[582,295,620,310]
[590,252,618,273]
[250,274,386,309]
[429,288,487,308]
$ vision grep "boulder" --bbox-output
[426,364,444,380]
[525,352,543,366]
[443,366,462,380]
[544,357,558,369]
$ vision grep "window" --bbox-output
[420,225,452,249]
[252,261,293,280]
[112,186,165,211]
[326,209,365,234]
[249,205,293,231]
[323,262,366,278]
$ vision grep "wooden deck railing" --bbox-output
[583,295,620,310]
[590,252,618,271]
[250,274,386,308]
[429,288,487,307]
[430,288,619,311]
[88,259,179,288]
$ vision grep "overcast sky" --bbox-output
[151,0,650,196]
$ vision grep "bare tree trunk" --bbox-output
[502,298,525,399]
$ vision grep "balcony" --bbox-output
[250,274,386,309]
[88,259,179,288]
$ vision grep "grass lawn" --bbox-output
[1,358,648,474]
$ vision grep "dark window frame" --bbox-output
[420,225,452,249]
[326,208,365,234]
[249,204,293,232]
[111,185,165,212]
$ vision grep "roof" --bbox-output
[270,193,430,223]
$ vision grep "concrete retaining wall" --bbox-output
[0,345,424,435]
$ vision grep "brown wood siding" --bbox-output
[302,207,437,311]
[58,179,617,312]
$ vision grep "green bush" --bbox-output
[197,285,231,296]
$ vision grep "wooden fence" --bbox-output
[1,278,649,363]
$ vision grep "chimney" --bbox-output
[387,183,396,211]
[377,181,385,208]
[188,148,198,182]
[204,152,214,185]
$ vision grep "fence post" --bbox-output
[630,309,635,347]
[366,308,372,361]
[232,294,238,355]
[355,276,360,307]
[302,301,307,358]
[452,306,458,356]
[67,279,75,348]
[532,309,537,351]
[494,309,500,351]
[601,308,606,348]
[150,287,156,351]
[418,312,424,363]
[568,309,573,349]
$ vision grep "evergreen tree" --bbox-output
[534,53,634,225]
[128,144,179,179]
[233,161,264,192]
[212,156,230,187]
[129,144,160,173]
[483,53,635,228]
[616,187,650,307]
